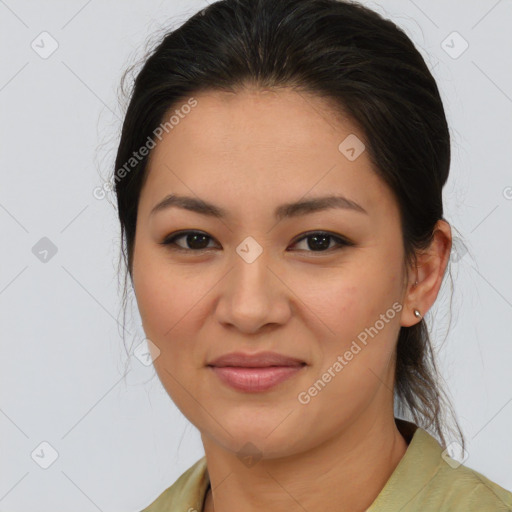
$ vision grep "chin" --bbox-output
[204,419,303,460]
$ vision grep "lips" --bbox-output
[207,351,306,368]
[207,351,307,392]
[210,366,304,392]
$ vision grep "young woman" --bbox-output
[112,0,512,510]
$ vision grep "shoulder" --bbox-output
[369,421,512,512]
[139,456,209,512]
[425,458,512,511]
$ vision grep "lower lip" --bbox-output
[209,365,305,392]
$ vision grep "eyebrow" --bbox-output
[149,193,368,220]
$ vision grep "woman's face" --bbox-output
[132,87,414,458]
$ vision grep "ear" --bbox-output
[401,219,452,327]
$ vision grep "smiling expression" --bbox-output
[131,86,410,457]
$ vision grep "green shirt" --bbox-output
[140,419,512,511]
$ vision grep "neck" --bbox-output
[202,414,409,512]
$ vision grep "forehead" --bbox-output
[139,87,395,220]
[152,87,360,157]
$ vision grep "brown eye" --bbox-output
[160,231,217,252]
[160,230,353,254]
[290,231,352,253]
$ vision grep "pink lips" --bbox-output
[207,351,306,393]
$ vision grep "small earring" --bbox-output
[414,309,422,320]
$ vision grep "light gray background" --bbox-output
[1,0,511,510]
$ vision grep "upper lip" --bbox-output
[208,351,306,368]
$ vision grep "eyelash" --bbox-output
[159,230,353,254]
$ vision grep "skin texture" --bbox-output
[131,87,452,512]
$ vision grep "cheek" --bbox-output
[132,254,206,412]
[132,241,190,339]
[301,280,400,423]
[296,262,400,343]
[302,260,402,383]
[133,234,194,332]
[132,247,212,374]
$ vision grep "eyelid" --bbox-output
[160,229,354,253]
[291,230,353,247]
[160,230,219,251]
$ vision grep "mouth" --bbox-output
[208,362,306,393]
[207,351,306,368]
[206,351,307,392]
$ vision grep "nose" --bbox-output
[214,248,292,334]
